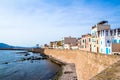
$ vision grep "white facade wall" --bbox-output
[91,27,98,53]
[99,30,113,54]
[91,21,120,54]
[99,28,120,54]
[63,44,70,49]
[71,46,79,50]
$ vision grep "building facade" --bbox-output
[49,41,63,49]
[48,20,120,54]
[78,34,91,52]
[91,21,120,54]
[62,36,78,49]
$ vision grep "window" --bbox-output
[114,39,117,43]
[98,31,100,37]
[85,39,86,43]
[106,30,108,36]
[110,30,113,36]
[88,38,91,42]
[107,40,110,43]
[109,49,111,53]
[83,40,84,43]
[101,41,102,45]
[92,31,96,38]
[101,49,103,53]
[107,40,110,47]
[97,40,99,44]
[114,30,116,35]
[101,31,102,37]
[103,30,104,36]
[118,29,120,36]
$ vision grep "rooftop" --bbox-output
[82,33,91,38]
[97,20,108,25]
[92,20,109,29]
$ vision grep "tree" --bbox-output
[57,41,62,46]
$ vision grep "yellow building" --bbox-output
[78,34,91,52]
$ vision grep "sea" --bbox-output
[0,50,61,80]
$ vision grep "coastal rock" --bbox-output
[16,51,28,54]
[19,56,44,61]
[24,53,30,56]
[2,62,9,64]
[17,54,48,62]
[16,51,30,56]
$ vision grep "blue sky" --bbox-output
[0,0,120,47]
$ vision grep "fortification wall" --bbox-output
[44,49,120,80]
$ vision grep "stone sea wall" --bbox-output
[44,49,120,80]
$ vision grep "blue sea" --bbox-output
[0,50,61,80]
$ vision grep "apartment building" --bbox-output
[49,41,57,49]
[62,36,78,49]
[110,28,120,54]
[49,41,63,49]
[91,21,120,54]
[48,20,120,54]
[78,34,91,51]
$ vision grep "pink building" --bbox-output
[63,36,78,49]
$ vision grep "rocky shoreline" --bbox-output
[17,51,78,80]
[1,49,77,80]
[0,50,62,80]
[16,50,78,80]
[2,51,49,64]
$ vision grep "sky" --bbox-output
[0,0,120,47]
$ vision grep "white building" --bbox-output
[91,21,120,54]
